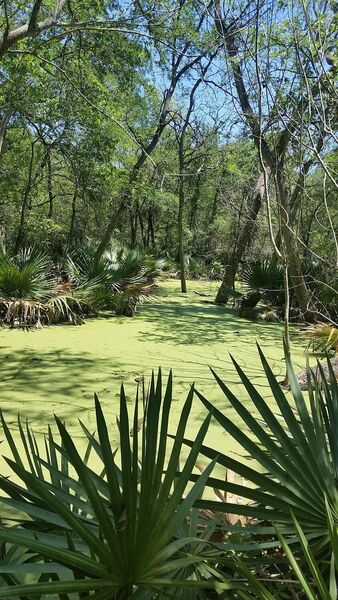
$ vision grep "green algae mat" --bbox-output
[0,280,310,471]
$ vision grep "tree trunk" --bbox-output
[137,203,147,249]
[0,0,67,60]
[189,174,201,230]
[0,109,11,159]
[15,140,36,252]
[275,168,316,321]
[215,170,267,304]
[68,189,78,244]
[130,207,137,248]
[0,109,12,241]
[46,150,53,218]
[147,208,155,249]
[178,143,187,293]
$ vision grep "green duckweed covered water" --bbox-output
[0,280,310,474]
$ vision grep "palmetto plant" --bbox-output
[186,345,338,563]
[66,246,164,316]
[0,371,235,598]
[236,509,338,599]
[66,246,161,290]
[0,247,53,300]
[0,245,164,327]
[241,260,283,294]
[0,353,337,596]
[0,247,85,327]
[237,260,284,318]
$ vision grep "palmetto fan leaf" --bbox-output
[65,246,164,315]
[66,246,163,291]
[0,248,53,300]
[14,246,51,273]
[0,371,235,598]
[187,344,338,557]
[241,260,283,293]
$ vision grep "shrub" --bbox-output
[236,259,284,319]
[241,259,284,302]
[189,345,338,566]
[0,247,53,300]
[66,246,164,316]
[0,245,164,327]
[0,372,232,598]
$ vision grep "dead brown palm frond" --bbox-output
[0,298,47,329]
[300,322,338,354]
[46,295,87,325]
[112,283,158,316]
[0,294,87,328]
[52,281,74,295]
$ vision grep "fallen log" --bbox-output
[284,356,338,390]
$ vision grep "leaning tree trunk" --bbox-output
[15,140,37,253]
[275,168,317,322]
[0,109,11,159]
[215,170,268,304]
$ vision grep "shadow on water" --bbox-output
[137,300,305,376]
[138,301,288,344]
[0,347,128,436]
[0,282,309,443]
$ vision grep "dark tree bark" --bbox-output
[215,170,268,304]
[15,140,37,252]
[129,206,138,248]
[68,188,78,244]
[147,207,155,249]
[0,109,11,159]
[137,203,148,249]
[46,149,54,218]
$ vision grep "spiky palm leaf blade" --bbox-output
[14,246,51,272]
[241,260,283,293]
[66,246,149,290]
[109,247,145,284]
[0,372,237,598]
[235,506,338,599]
[143,257,166,281]
[184,345,338,561]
